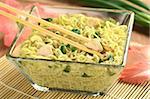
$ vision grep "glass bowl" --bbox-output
[6,6,134,94]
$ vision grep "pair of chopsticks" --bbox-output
[0,2,102,57]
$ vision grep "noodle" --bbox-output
[20,14,127,65]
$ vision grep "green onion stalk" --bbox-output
[77,0,150,27]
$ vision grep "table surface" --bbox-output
[0,0,149,57]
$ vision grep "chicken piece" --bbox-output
[37,44,53,56]
[84,38,103,52]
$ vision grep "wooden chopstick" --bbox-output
[0,10,102,57]
[0,2,90,43]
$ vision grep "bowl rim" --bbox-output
[6,6,135,67]
[40,5,134,13]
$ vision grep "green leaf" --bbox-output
[128,0,150,10]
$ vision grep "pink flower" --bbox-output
[0,0,22,47]
[119,43,150,84]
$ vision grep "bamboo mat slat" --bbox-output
[0,56,149,99]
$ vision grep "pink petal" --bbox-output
[127,44,150,65]
[0,0,22,47]
[0,15,18,47]
[119,43,150,84]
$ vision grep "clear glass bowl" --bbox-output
[6,6,134,94]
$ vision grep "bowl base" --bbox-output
[31,83,105,96]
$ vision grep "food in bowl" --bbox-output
[6,5,134,93]
[14,13,128,92]
[20,14,127,65]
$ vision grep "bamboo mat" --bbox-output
[0,56,149,99]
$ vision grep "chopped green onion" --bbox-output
[71,28,80,34]
[66,44,77,52]
[99,59,103,63]
[48,65,52,68]
[63,65,71,73]
[60,45,67,54]
[94,32,100,38]
[109,55,114,61]
[70,46,77,52]
[66,44,70,48]
[42,18,53,22]
[81,73,91,77]
[107,68,116,76]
